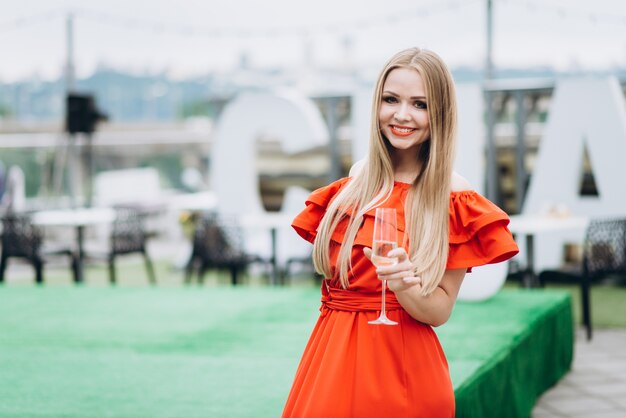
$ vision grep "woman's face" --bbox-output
[378,67,431,153]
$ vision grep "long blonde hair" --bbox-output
[312,47,458,295]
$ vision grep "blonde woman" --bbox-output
[282,48,519,418]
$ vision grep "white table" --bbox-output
[168,191,218,212]
[508,215,589,287]
[240,212,295,285]
[32,208,116,283]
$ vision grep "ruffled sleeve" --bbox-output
[291,177,351,243]
[447,191,519,271]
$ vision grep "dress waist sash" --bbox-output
[321,287,403,312]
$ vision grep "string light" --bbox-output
[497,0,626,27]
[0,9,64,32]
[0,1,481,40]
[3,1,623,39]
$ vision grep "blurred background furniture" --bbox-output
[167,191,218,268]
[239,211,294,285]
[0,213,78,284]
[281,251,316,284]
[32,207,116,282]
[538,218,626,340]
[508,214,589,287]
[93,168,168,238]
[85,208,156,285]
[185,213,268,285]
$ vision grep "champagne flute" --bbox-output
[368,207,399,325]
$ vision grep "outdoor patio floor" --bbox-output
[533,329,626,418]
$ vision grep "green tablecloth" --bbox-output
[0,287,572,417]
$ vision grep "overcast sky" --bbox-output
[1,0,625,82]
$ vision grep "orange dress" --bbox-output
[282,178,519,418]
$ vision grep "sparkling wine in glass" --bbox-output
[368,207,399,325]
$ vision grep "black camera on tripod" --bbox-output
[65,93,108,134]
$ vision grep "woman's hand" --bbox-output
[363,247,422,293]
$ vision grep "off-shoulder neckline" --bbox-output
[392,180,476,196]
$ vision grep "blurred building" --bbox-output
[1,66,626,214]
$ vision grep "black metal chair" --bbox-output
[538,218,626,340]
[0,213,78,284]
[185,214,267,285]
[86,208,156,285]
[282,252,320,284]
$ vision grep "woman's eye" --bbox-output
[382,96,397,104]
[414,101,427,109]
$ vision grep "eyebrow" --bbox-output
[382,91,427,100]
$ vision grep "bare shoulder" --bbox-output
[349,158,366,177]
[450,171,473,192]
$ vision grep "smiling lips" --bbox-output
[390,125,417,137]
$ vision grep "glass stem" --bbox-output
[381,280,387,316]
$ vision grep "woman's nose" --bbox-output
[394,109,410,122]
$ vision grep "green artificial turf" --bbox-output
[0,286,320,418]
[0,283,574,418]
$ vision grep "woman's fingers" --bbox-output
[363,246,407,263]
[377,269,412,281]
[363,246,420,291]
[387,247,408,262]
[371,247,408,273]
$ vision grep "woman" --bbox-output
[282,47,519,418]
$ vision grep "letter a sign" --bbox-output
[523,77,626,217]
